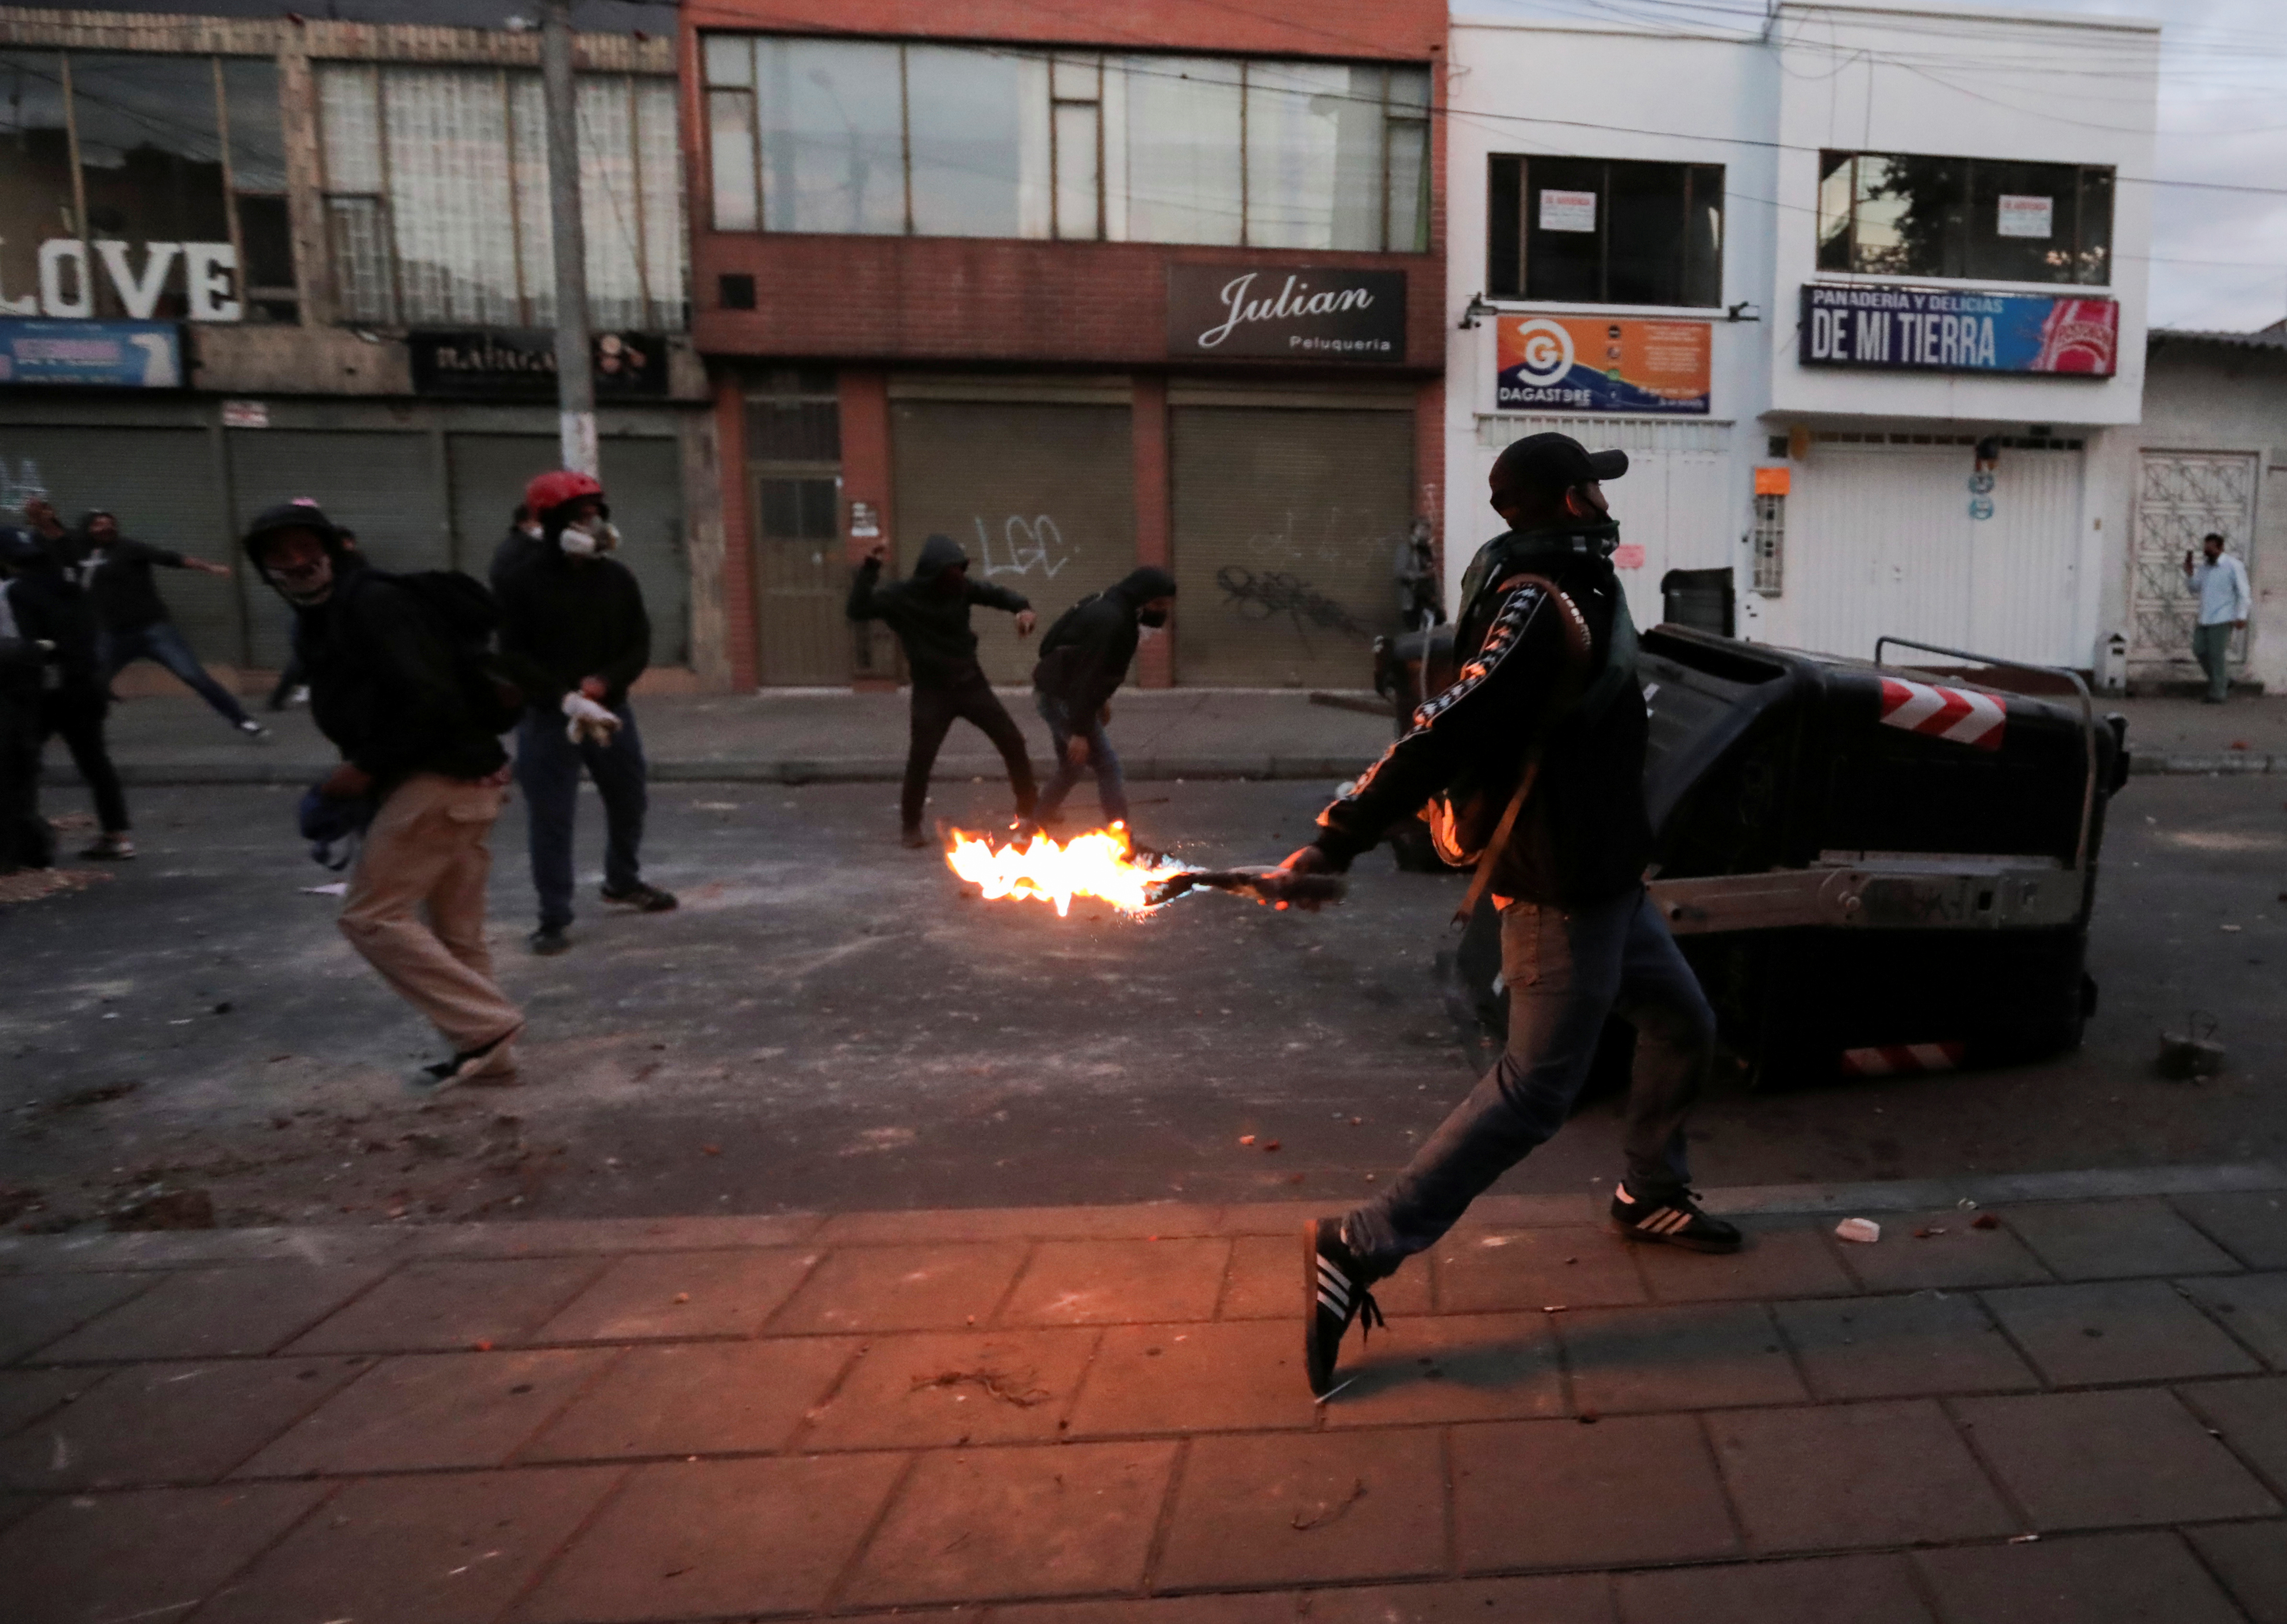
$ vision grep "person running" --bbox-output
[1277,432,1739,1398]
[75,510,268,740]
[493,470,675,956]
[9,500,132,859]
[847,533,1039,847]
[1030,567,1175,837]
[243,499,525,1089]
[268,527,362,711]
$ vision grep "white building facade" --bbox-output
[1445,2,2160,678]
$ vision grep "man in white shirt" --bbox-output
[2183,532,2252,704]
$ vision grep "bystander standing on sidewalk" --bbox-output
[73,510,268,740]
[494,471,675,956]
[1031,567,1175,840]
[245,499,525,1089]
[2184,531,2251,704]
[848,533,1039,846]
[8,499,132,859]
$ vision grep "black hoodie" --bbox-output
[492,541,651,709]
[1312,525,1651,908]
[70,512,195,636]
[1031,566,1176,729]
[846,533,1031,688]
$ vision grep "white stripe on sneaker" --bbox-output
[1317,1288,1347,1316]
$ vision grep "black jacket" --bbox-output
[846,534,1029,688]
[1312,526,1652,908]
[297,570,509,790]
[1031,566,1176,727]
[0,530,101,696]
[72,520,187,636]
[492,545,651,709]
[489,526,545,589]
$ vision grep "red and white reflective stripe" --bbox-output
[1878,678,2006,751]
[1840,1042,1967,1076]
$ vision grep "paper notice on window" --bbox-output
[1997,194,2053,239]
[1538,189,1598,233]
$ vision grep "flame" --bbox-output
[944,823,1175,917]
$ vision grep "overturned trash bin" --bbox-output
[1639,629,2129,1088]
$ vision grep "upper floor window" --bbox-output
[1486,156,1723,308]
[317,63,686,332]
[0,49,294,321]
[702,36,1431,253]
[1817,151,2113,286]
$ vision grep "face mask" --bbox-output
[560,518,619,557]
[1137,607,1169,629]
[265,556,334,606]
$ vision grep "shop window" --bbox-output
[316,63,687,331]
[0,48,294,322]
[702,36,1430,252]
[1751,492,1784,598]
[1486,156,1724,307]
[1817,150,2113,286]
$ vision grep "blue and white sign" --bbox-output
[0,319,182,388]
[1799,285,2118,376]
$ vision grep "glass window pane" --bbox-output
[758,478,800,538]
[907,45,1041,240]
[577,75,645,330]
[1966,158,2077,285]
[509,75,551,324]
[1244,61,1382,251]
[1119,55,1240,246]
[1607,159,1687,305]
[797,477,838,538]
[636,78,686,329]
[1053,101,1098,240]
[71,51,231,317]
[2076,168,2113,286]
[318,63,383,193]
[703,34,752,89]
[1389,66,1430,110]
[236,192,293,288]
[1853,152,1965,277]
[1052,54,1098,102]
[326,194,393,322]
[1524,157,1602,302]
[746,398,840,461]
[1817,151,1853,272]
[756,38,903,235]
[1387,117,1428,252]
[1684,165,1723,307]
[0,50,75,309]
[220,57,285,193]
[382,68,518,325]
[709,89,757,230]
[1486,154,1523,295]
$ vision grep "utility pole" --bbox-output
[540,0,596,475]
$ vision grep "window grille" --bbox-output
[1751,492,1784,597]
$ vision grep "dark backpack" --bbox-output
[342,567,523,735]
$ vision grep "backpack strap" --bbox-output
[1452,573,1593,928]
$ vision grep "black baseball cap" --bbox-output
[1489,432,1628,510]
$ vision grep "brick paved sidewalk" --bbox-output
[3,1178,2284,1624]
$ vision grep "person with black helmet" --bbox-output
[1030,566,1176,837]
[242,498,525,1090]
[847,532,1039,847]
[1281,432,1738,1399]
[492,469,674,957]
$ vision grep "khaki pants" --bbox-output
[340,772,523,1056]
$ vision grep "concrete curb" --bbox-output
[2129,751,2283,775]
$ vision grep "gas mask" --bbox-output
[560,517,621,558]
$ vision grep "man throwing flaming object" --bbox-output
[1277,432,1738,1398]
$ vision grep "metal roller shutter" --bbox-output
[890,401,1135,686]
[1171,407,1413,687]
[446,434,690,667]
[227,430,448,668]
[0,425,241,665]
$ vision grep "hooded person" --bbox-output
[6,499,131,858]
[243,498,525,1090]
[1275,432,1738,1399]
[70,508,266,739]
[1029,565,1176,836]
[491,469,674,956]
[847,531,1039,846]
[0,531,59,871]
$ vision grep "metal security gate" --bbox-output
[1788,438,2082,666]
[891,400,1135,686]
[1171,407,1413,687]
[2131,451,2258,675]
[0,425,242,664]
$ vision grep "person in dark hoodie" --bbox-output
[0,534,58,871]
[492,469,674,956]
[268,527,362,712]
[1030,567,1175,834]
[243,498,525,1089]
[11,498,132,859]
[74,509,267,740]
[1278,433,1738,1399]
[848,532,1038,846]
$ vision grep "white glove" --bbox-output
[562,691,621,745]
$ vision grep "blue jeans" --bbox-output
[1344,886,1716,1274]
[515,703,648,930]
[100,620,251,727]
[1034,691,1128,824]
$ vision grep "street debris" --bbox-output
[911,1367,1050,1407]
[1972,1213,2001,1230]
[107,1185,216,1231]
[1835,1217,1882,1244]
[1290,1477,1366,1532]
[0,868,112,907]
[2157,1012,2225,1080]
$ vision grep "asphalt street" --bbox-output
[2,771,2284,1232]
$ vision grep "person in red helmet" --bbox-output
[492,469,674,955]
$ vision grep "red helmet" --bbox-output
[525,469,605,517]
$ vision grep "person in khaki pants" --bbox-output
[244,499,524,1089]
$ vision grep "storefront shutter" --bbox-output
[1170,407,1413,687]
[226,430,448,668]
[0,425,242,665]
[890,400,1135,686]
